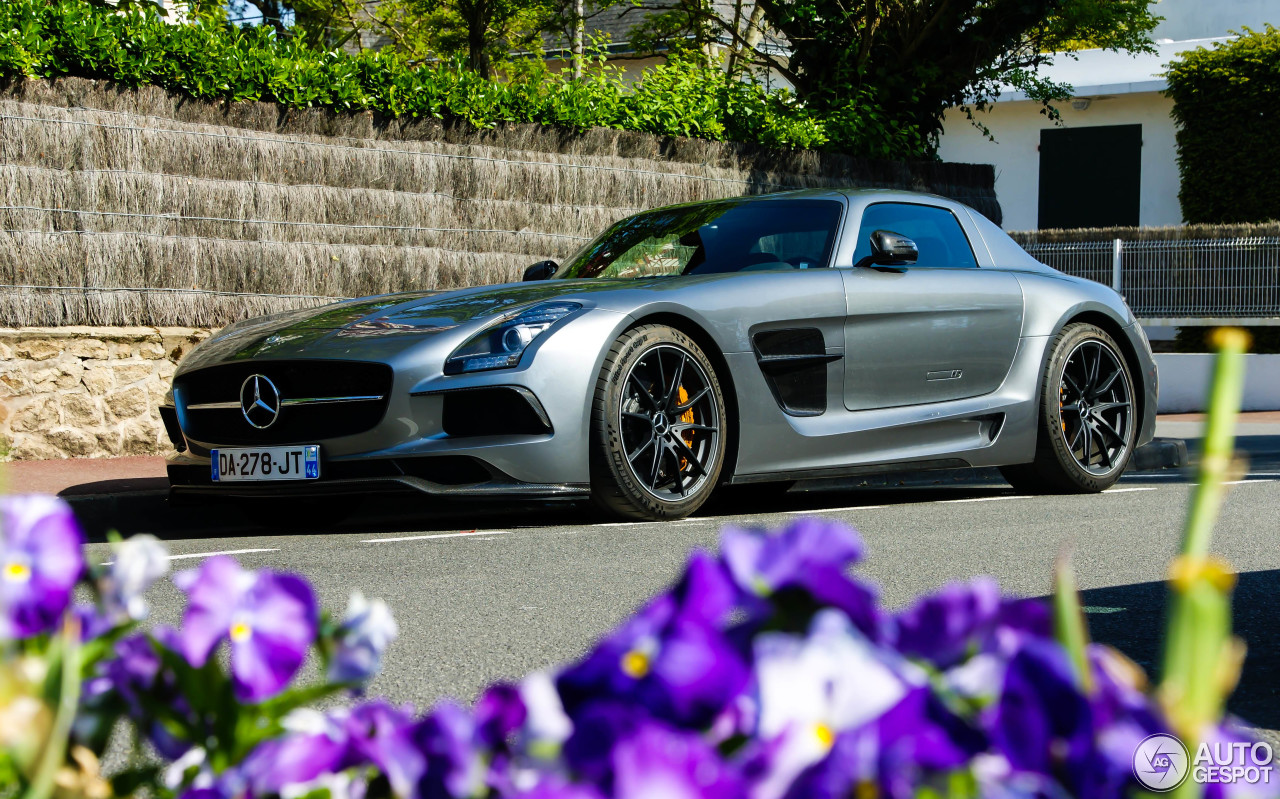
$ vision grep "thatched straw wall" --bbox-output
[0,76,1000,327]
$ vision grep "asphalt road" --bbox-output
[78,446,1280,736]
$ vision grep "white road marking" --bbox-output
[597,521,656,527]
[1224,479,1277,485]
[1102,487,1160,493]
[362,530,513,544]
[100,547,279,566]
[940,495,1031,504]
[784,505,886,515]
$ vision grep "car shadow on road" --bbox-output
[70,468,1188,543]
[1065,570,1280,732]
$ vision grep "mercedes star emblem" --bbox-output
[240,374,282,429]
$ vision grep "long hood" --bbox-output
[177,281,619,372]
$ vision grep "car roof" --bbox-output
[688,187,971,210]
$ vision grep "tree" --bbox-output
[628,0,1161,153]
[369,0,555,76]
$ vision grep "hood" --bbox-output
[179,281,616,370]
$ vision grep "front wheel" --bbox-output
[1000,323,1137,494]
[590,325,727,520]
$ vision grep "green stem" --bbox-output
[1053,551,1093,693]
[1181,328,1249,557]
[23,617,82,799]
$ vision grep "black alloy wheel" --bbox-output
[1001,323,1137,494]
[1058,338,1135,475]
[590,325,727,519]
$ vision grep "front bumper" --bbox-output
[167,310,631,495]
[167,452,589,500]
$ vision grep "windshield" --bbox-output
[555,199,844,279]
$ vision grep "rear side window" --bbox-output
[852,203,978,268]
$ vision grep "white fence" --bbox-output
[1021,237,1280,323]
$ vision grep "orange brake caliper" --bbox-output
[677,386,695,470]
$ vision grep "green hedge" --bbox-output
[0,0,929,159]
[1166,26,1280,224]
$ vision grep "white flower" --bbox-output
[103,534,168,622]
[520,671,573,752]
[328,591,398,684]
[749,609,919,799]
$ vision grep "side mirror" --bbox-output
[523,260,558,282]
[868,230,918,266]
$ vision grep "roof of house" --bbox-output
[999,36,1232,100]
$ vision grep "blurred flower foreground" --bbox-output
[0,497,1271,799]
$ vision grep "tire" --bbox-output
[590,325,728,520]
[1000,323,1137,494]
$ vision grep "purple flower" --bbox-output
[329,591,398,686]
[346,700,426,799]
[413,701,488,799]
[743,609,919,798]
[239,710,352,796]
[609,716,744,799]
[989,639,1094,788]
[173,556,317,702]
[563,704,742,799]
[0,494,84,638]
[782,687,983,799]
[556,591,750,730]
[890,578,1051,669]
[720,520,881,637]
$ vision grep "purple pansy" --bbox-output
[782,687,983,799]
[563,703,742,799]
[609,716,744,799]
[743,609,920,798]
[989,639,1095,789]
[891,577,1052,669]
[413,700,489,799]
[0,494,84,639]
[556,590,750,730]
[239,709,352,796]
[346,700,427,799]
[720,519,881,637]
[173,556,317,702]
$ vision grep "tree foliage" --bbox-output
[368,0,555,78]
[0,0,870,150]
[1165,26,1280,224]
[631,0,1161,152]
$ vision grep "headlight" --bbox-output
[444,302,581,374]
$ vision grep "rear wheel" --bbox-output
[590,325,727,520]
[1000,323,1137,494]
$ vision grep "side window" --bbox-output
[851,203,978,268]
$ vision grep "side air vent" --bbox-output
[439,387,553,438]
[752,328,840,417]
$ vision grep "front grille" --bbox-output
[174,360,393,445]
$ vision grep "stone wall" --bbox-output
[0,327,211,460]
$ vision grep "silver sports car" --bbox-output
[161,189,1157,520]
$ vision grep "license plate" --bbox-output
[211,446,320,482]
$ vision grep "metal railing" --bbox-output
[1021,237,1280,323]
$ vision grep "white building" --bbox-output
[936,0,1276,231]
